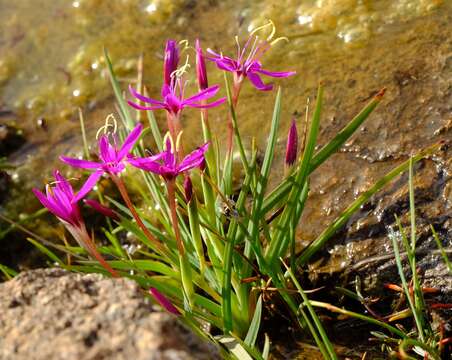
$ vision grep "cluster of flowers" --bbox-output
[33,25,295,311]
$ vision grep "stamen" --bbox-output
[163,132,176,153]
[266,20,276,41]
[96,114,118,139]
[270,36,289,46]
[48,177,79,187]
[178,39,190,53]
[171,55,190,79]
[235,35,241,58]
[249,20,272,37]
[175,131,184,151]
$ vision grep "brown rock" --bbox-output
[0,269,220,360]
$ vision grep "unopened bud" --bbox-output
[195,39,208,90]
[285,118,298,166]
[163,40,179,86]
[149,288,180,315]
[84,199,119,221]
[183,176,193,202]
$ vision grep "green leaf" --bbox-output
[244,295,262,347]
[146,109,163,151]
[296,144,440,266]
[216,336,255,360]
[26,237,64,265]
[266,84,323,264]
[104,48,134,130]
[261,89,385,216]
[0,263,18,279]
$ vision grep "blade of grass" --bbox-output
[26,237,65,266]
[244,295,262,347]
[266,84,323,264]
[296,144,440,266]
[0,263,18,280]
[283,260,338,360]
[431,225,452,272]
[261,89,386,216]
[389,222,425,342]
[104,48,134,130]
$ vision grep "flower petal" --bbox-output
[60,156,101,170]
[255,68,296,78]
[183,85,220,104]
[98,136,111,163]
[33,188,68,221]
[177,142,209,173]
[73,170,103,203]
[128,157,163,174]
[247,72,273,91]
[129,85,165,106]
[187,97,226,109]
[118,123,143,159]
[53,170,74,198]
[127,100,164,111]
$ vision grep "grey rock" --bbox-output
[0,268,220,360]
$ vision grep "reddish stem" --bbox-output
[111,174,167,256]
[67,223,119,278]
[166,180,184,256]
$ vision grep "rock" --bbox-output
[0,124,25,157]
[0,269,220,360]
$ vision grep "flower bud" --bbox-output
[84,199,119,221]
[195,39,208,90]
[163,40,179,86]
[285,118,298,166]
[183,176,193,203]
[149,288,180,315]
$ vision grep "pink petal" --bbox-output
[73,170,103,203]
[187,97,226,109]
[60,156,101,170]
[53,170,74,198]
[98,136,112,163]
[183,85,220,104]
[33,188,68,221]
[128,157,162,174]
[177,142,209,173]
[128,85,165,106]
[127,100,163,111]
[247,72,273,91]
[255,68,296,78]
[118,123,143,159]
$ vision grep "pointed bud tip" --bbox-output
[183,176,193,203]
[285,118,298,166]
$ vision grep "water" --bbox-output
[1,1,451,354]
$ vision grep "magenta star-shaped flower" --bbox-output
[127,78,226,116]
[206,35,295,91]
[32,170,84,227]
[60,123,143,196]
[128,138,208,181]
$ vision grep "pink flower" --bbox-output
[60,123,143,197]
[128,138,208,181]
[32,170,84,226]
[127,80,225,116]
[207,35,295,91]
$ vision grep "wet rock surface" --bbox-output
[0,268,220,360]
